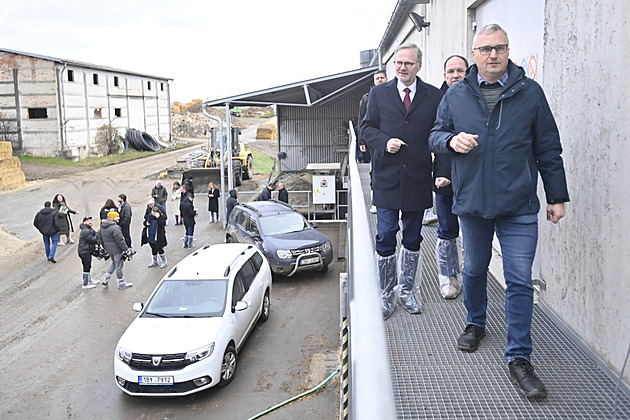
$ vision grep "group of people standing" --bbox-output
[359,23,569,399]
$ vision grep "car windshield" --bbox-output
[259,212,309,235]
[142,279,228,318]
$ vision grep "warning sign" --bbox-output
[313,175,335,204]
[517,54,538,81]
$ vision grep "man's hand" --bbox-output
[359,145,367,152]
[435,177,451,188]
[449,132,479,154]
[386,138,407,153]
[547,203,565,224]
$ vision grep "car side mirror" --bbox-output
[132,302,144,312]
[311,222,319,229]
[234,301,249,312]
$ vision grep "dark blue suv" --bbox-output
[226,200,333,276]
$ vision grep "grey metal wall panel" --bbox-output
[277,82,369,171]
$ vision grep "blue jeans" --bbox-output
[43,233,59,258]
[185,225,195,237]
[375,208,423,256]
[459,214,538,363]
[121,224,132,248]
[435,193,459,240]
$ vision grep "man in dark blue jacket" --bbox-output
[361,43,442,319]
[33,201,60,263]
[434,54,468,300]
[430,24,569,399]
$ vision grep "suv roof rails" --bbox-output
[223,246,253,277]
[240,202,262,216]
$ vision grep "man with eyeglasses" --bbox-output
[430,24,569,399]
[360,43,442,320]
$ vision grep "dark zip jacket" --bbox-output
[429,61,569,218]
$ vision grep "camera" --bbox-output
[92,245,110,261]
[124,249,137,261]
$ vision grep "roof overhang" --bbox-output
[204,66,379,108]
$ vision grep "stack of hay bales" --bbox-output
[256,116,278,140]
[0,142,26,190]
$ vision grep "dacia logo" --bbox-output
[152,356,162,366]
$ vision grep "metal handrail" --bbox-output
[345,121,396,419]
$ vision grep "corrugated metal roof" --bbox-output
[204,66,379,108]
[0,47,172,81]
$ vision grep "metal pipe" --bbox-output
[346,121,396,419]
[201,103,227,229]
[225,102,234,193]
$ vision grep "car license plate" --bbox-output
[139,375,174,385]
[300,256,320,266]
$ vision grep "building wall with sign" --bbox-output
[376,0,629,383]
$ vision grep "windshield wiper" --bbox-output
[144,311,170,318]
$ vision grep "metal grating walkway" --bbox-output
[357,163,630,419]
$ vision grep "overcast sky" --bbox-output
[1,0,391,103]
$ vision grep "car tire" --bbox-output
[226,235,234,243]
[243,155,253,180]
[218,345,237,387]
[259,289,270,322]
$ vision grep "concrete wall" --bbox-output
[542,0,630,383]
[377,0,629,383]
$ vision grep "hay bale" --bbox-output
[0,141,12,160]
[256,122,277,140]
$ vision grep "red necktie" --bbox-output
[403,88,411,111]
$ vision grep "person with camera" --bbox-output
[77,216,100,289]
[99,211,133,289]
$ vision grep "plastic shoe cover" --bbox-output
[102,273,111,287]
[148,255,159,268]
[376,253,397,319]
[422,208,438,225]
[159,254,168,268]
[118,278,133,289]
[436,239,462,297]
[398,248,422,313]
[82,272,90,287]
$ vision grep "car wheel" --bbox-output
[259,289,270,322]
[218,345,237,387]
[226,235,234,243]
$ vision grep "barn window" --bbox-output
[147,81,152,90]
[114,108,122,117]
[160,82,164,91]
[94,108,102,118]
[67,70,74,82]
[93,73,99,85]
[28,108,48,119]
[114,76,119,87]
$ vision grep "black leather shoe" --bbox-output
[508,358,548,398]
[48,257,57,263]
[457,324,486,352]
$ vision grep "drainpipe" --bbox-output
[202,103,227,229]
[59,62,68,153]
[225,102,234,193]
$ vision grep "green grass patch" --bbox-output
[19,143,190,168]
[251,149,276,177]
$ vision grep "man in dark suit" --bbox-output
[360,43,443,319]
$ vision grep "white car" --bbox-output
[114,243,272,396]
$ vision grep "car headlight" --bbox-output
[276,249,292,259]
[321,241,332,253]
[117,345,132,365]
[185,343,215,363]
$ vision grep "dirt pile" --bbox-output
[172,106,274,139]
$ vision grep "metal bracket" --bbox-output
[532,278,546,290]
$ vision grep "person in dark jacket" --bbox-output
[117,193,132,248]
[260,183,274,201]
[151,180,169,213]
[182,177,195,197]
[207,182,220,223]
[100,199,118,222]
[277,182,289,204]
[33,201,60,263]
[180,194,197,248]
[433,54,468,300]
[360,43,442,319]
[226,189,238,223]
[99,211,133,289]
[429,24,569,400]
[52,193,79,245]
[77,216,100,289]
[143,203,168,268]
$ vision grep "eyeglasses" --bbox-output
[393,61,418,69]
[473,44,508,55]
